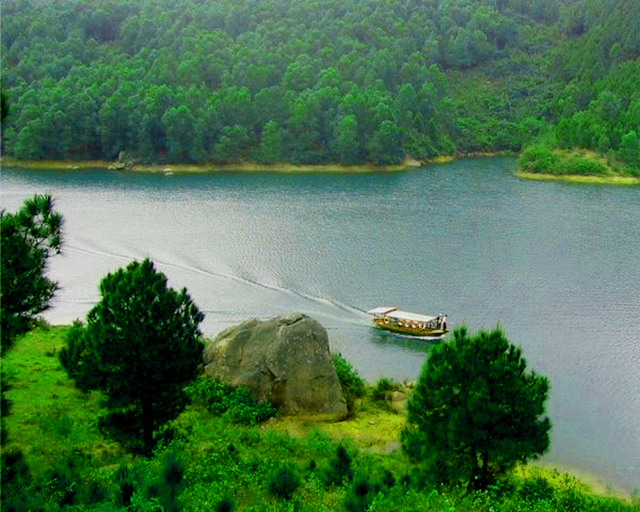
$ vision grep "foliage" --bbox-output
[322,444,354,488]
[60,258,204,452]
[332,353,366,416]
[402,326,551,491]
[186,377,276,425]
[5,0,636,167]
[371,378,396,403]
[3,326,638,512]
[268,463,302,500]
[0,194,63,353]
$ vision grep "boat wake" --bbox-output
[62,243,369,327]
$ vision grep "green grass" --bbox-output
[2,325,127,474]
[2,326,638,511]
[517,146,640,184]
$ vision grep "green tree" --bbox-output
[367,120,404,165]
[1,194,63,353]
[402,326,551,490]
[258,120,285,164]
[60,259,204,452]
[619,130,640,168]
[1,90,9,123]
[334,114,360,165]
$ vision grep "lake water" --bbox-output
[2,157,639,493]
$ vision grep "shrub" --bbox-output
[267,463,301,500]
[518,144,559,173]
[381,469,396,489]
[323,444,353,487]
[332,353,365,415]
[186,377,276,425]
[519,476,555,504]
[161,449,186,500]
[216,496,236,512]
[224,387,276,426]
[344,475,380,512]
[114,463,137,507]
[372,378,395,403]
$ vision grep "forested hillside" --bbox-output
[1,0,638,169]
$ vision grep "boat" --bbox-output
[367,307,448,337]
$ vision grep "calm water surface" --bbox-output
[2,157,639,492]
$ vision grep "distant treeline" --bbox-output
[1,0,638,168]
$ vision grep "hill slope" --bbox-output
[1,0,638,170]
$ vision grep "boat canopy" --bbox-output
[367,307,439,323]
[387,310,438,323]
[367,307,398,315]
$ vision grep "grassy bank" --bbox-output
[1,154,514,174]
[517,146,640,185]
[2,325,637,511]
[1,157,410,174]
[515,171,640,186]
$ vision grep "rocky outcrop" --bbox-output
[203,313,348,421]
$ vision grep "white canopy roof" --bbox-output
[367,307,398,315]
[368,307,439,323]
[387,310,438,323]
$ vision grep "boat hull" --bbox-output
[373,318,446,337]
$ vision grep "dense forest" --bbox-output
[1,0,639,170]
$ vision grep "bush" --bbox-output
[267,463,301,500]
[186,377,276,425]
[344,475,382,512]
[323,444,353,487]
[216,496,236,512]
[371,377,396,404]
[332,353,365,415]
[518,144,559,173]
[224,387,276,426]
[519,476,555,504]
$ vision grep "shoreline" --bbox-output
[2,157,409,174]
[1,153,513,174]
[10,321,637,501]
[515,170,640,186]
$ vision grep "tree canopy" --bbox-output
[2,0,637,169]
[60,258,204,452]
[0,194,63,353]
[402,326,551,490]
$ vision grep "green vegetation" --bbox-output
[1,194,63,354]
[3,326,638,511]
[1,0,638,171]
[402,327,551,491]
[186,377,276,426]
[332,352,366,416]
[1,194,64,449]
[59,259,204,453]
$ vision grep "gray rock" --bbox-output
[388,391,409,413]
[203,313,348,421]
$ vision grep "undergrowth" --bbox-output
[2,326,638,511]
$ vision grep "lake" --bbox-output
[2,157,639,493]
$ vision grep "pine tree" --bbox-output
[60,259,204,452]
[402,326,551,490]
[1,194,63,353]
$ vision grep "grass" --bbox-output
[517,147,640,185]
[516,171,640,185]
[2,325,638,511]
[2,325,126,474]
[1,157,410,173]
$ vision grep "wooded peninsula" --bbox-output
[1,0,639,179]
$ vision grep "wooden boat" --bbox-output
[367,307,448,337]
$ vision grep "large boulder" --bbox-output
[203,313,348,421]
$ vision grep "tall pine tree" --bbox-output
[60,259,204,452]
[402,326,551,490]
